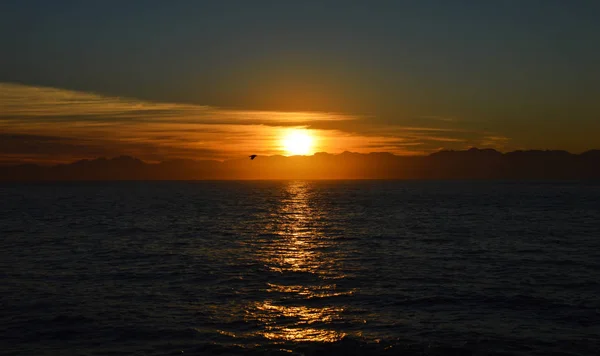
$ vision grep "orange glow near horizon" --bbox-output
[280,129,315,156]
[0,82,523,165]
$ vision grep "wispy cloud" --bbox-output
[0,82,510,163]
[0,82,355,124]
[417,115,456,122]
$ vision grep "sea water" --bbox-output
[1,181,599,355]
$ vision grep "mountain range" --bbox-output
[1,148,599,181]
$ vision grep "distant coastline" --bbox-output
[1,148,599,181]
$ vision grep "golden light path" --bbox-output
[281,129,315,156]
[246,181,352,343]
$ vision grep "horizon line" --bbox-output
[3,147,600,167]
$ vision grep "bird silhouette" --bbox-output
[249,155,257,160]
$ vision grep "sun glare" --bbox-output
[281,130,314,156]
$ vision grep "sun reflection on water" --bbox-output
[246,181,349,342]
[249,301,346,342]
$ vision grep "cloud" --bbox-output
[417,115,456,122]
[0,133,224,164]
[0,82,510,163]
[0,82,356,125]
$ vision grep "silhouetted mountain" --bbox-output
[581,149,600,159]
[1,149,599,181]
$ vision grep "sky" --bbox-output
[1,0,599,164]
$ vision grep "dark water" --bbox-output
[2,181,600,355]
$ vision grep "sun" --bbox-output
[281,129,314,155]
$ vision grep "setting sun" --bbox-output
[281,130,314,156]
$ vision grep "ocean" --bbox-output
[1,181,599,355]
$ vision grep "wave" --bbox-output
[156,336,595,356]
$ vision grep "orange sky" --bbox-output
[0,82,520,165]
[2,2,600,166]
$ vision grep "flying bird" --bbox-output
[249,155,257,160]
